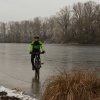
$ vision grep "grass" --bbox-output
[41,71,100,100]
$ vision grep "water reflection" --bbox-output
[31,77,41,98]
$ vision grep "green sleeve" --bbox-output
[29,41,34,53]
[39,41,45,52]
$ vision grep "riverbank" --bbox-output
[0,41,100,46]
[0,86,37,100]
[42,71,100,100]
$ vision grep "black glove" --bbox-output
[41,51,45,54]
[29,52,32,54]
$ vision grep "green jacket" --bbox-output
[29,41,45,53]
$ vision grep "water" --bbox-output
[0,43,100,98]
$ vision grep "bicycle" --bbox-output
[34,52,43,80]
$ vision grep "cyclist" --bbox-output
[29,35,45,70]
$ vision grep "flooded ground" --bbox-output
[0,43,100,99]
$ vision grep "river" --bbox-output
[0,43,100,98]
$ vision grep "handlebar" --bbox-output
[30,51,45,55]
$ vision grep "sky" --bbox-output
[0,0,100,22]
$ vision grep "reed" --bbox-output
[42,71,100,100]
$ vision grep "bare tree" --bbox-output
[56,6,71,42]
[0,22,6,42]
[0,1,100,44]
[72,1,97,43]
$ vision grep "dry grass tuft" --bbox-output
[41,71,100,100]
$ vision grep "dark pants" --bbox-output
[31,52,40,70]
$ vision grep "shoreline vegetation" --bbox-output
[42,71,100,100]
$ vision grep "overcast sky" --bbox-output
[0,0,100,22]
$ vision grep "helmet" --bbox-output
[34,35,39,39]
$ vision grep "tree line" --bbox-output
[0,1,100,44]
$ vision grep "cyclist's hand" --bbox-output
[41,51,45,54]
[29,52,32,54]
